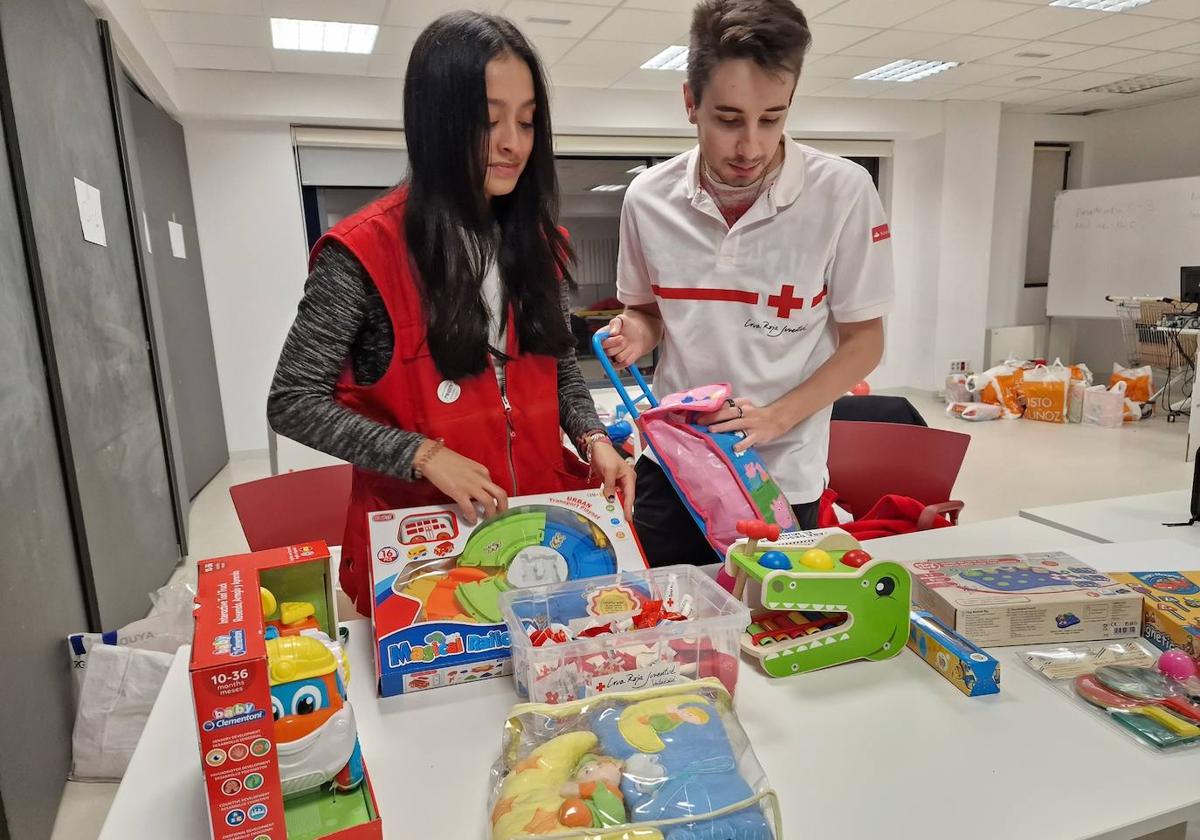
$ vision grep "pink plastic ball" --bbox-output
[1158,649,1199,681]
[850,381,871,396]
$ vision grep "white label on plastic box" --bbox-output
[587,660,681,695]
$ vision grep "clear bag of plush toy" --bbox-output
[487,677,780,840]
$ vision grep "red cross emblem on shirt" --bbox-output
[767,284,805,319]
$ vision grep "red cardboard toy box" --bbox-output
[191,542,382,840]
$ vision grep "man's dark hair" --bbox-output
[687,0,812,104]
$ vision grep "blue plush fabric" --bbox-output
[591,698,773,840]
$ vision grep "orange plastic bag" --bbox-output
[968,363,1024,419]
[1022,365,1070,424]
[1110,363,1152,403]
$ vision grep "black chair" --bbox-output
[831,395,927,427]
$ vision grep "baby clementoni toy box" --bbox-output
[367,490,648,696]
[911,552,1141,647]
[1107,571,1200,658]
[191,542,382,840]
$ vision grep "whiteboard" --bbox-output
[1047,176,1200,318]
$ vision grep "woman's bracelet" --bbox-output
[580,429,610,464]
[412,438,445,479]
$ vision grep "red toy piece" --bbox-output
[631,599,688,629]
[736,520,782,557]
[841,549,873,569]
[529,626,570,647]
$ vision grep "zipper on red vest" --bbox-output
[499,370,518,495]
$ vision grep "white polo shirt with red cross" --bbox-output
[616,134,895,504]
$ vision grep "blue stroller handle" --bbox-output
[591,328,658,419]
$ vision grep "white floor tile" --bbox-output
[49,781,118,840]
[908,388,1193,522]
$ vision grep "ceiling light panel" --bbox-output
[854,59,960,82]
[271,18,379,54]
[641,45,688,71]
[1049,0,1153,11]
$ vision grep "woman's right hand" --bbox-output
[415,441,508,524]
[600,312,656,370]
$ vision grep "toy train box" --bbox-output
[1106,571,1200,658]
[911,552,1141,647]
[907,610,1000,697]
[367,490,648,697]
[191,541,382,840]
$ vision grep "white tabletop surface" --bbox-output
[861,515,1095,560]
[1022,491,1200,546]
[102,534,1200,840]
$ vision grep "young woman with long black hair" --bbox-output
[268,12,634,616]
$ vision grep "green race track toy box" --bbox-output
[367,490,648,696]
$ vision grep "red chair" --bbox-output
[230,465,352,551]
[827,421,969,529]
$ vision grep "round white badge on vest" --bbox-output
[436,380,461,404]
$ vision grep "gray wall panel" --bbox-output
[0,48,91,840]
[108,40,190,555]
[0,0,181,628]
[126,79,229,499]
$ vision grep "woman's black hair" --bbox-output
[403,11,575,381]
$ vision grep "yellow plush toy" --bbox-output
[492,731,598,839]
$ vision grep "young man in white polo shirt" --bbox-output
[604,0,894,566]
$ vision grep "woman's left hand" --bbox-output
[589,440,636,519]
[700,398,793,453]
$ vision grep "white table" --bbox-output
[1022,491,1200,546]
[862,515,1095,560]
[102,537,1200,840]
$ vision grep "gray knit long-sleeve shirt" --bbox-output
[267,241,604,480]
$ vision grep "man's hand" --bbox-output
[600,305,663,369]
[701,318,885,453]
[699,399,793,453]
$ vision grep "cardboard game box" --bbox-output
[910,552,1142,647]
[191,542,382,840]
[367,489,648,696]
[907,610,1000,697]
[1106,570,1200,657]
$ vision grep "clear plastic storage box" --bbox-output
[499,565,750,704]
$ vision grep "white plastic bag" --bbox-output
[944,373,972,404]
[66,574,194,780]
[70,644,174,780]
[1068,381,1087,423]
[67,575,195,706]
[946,402,1002,422]
[1053,358,1093,386]
[1082,382,1126,429]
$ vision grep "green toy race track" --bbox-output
[728,532,911,677]
[458,509,547,569]
[449,506,620,624]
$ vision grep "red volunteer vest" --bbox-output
[314,189,593,615]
